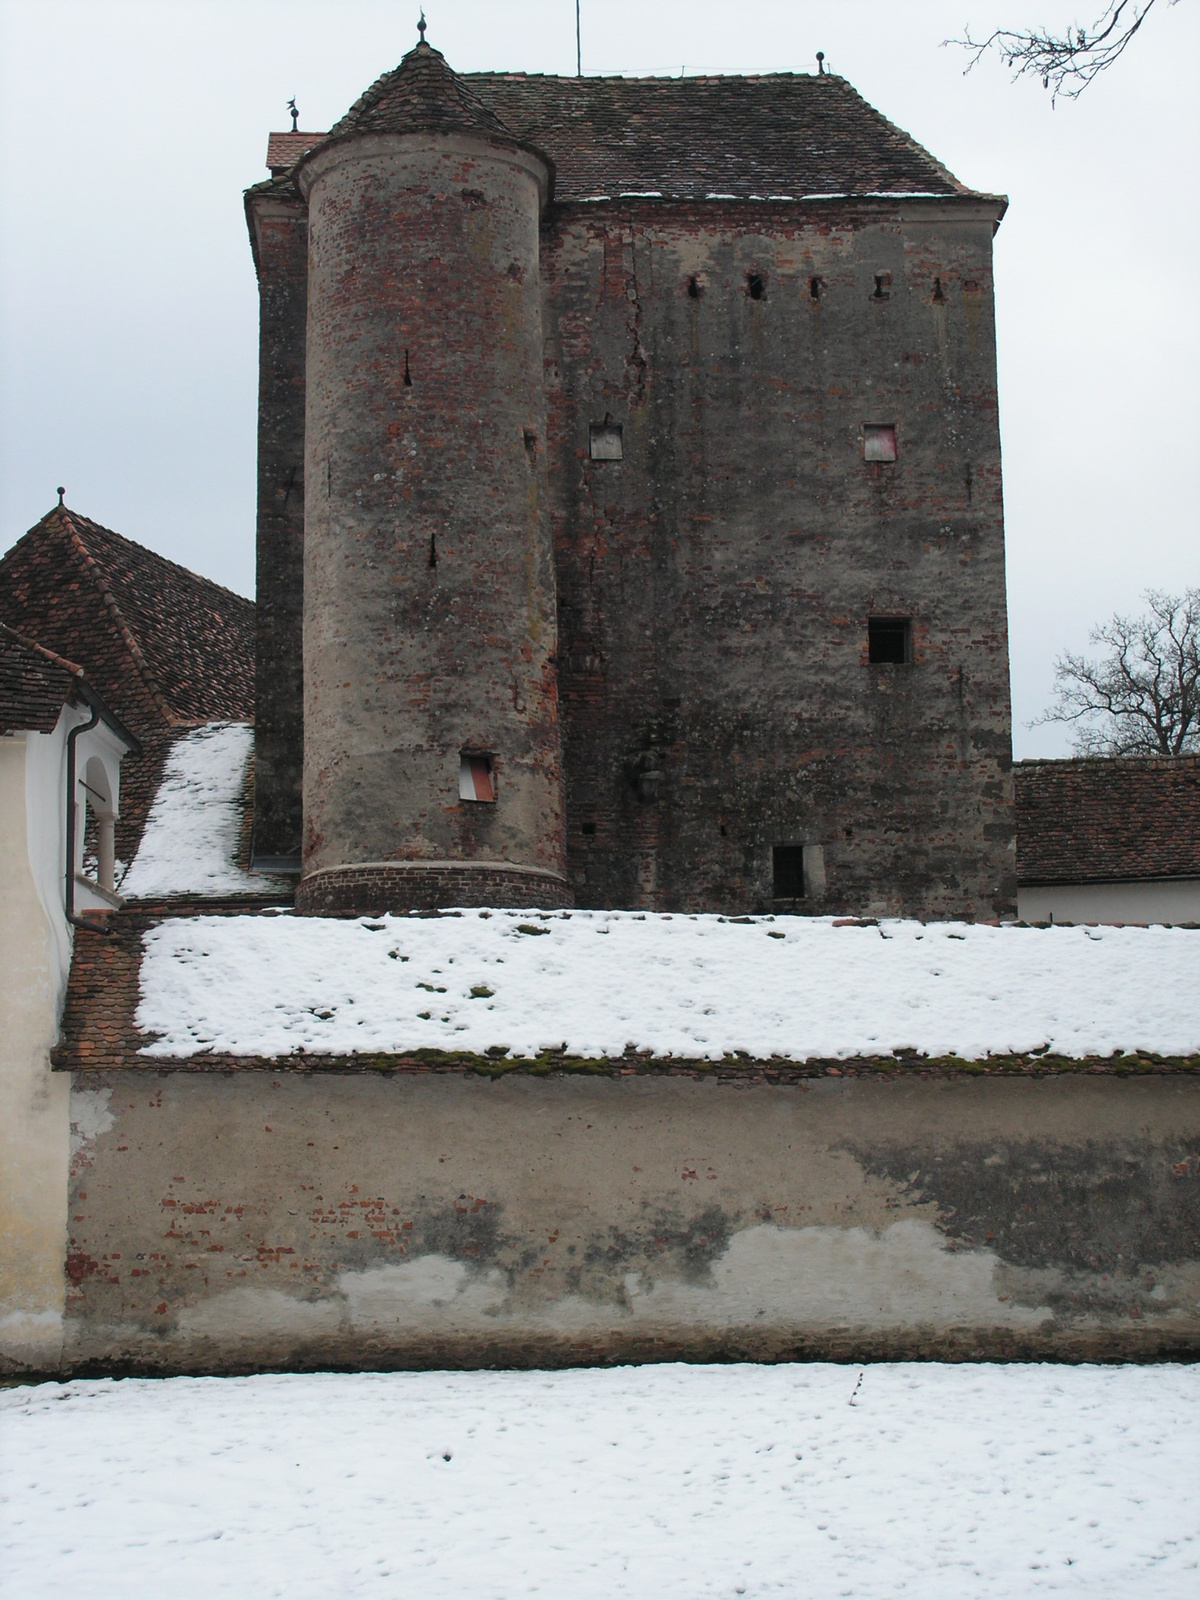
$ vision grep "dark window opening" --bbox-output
[720,824,728,837]
[809,276,822,301]
[523,429,537,456]
[863,423,897,463]
[844,826,855,841]
[403,349,412,387]
[932,278,946,303]
[589,418,623,460]
[459,753,496,802]
[746,273,765,301]
[686,275,703,299]
[868,617,911,665]
[773,845,806,899]
[581,821,596,836]
[873,273,892,301]
[428,532,437,569]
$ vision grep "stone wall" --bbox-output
[52,1069,1200,1374]
[247,184,308,862]
[544,199,1014,916]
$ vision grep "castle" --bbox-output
[246,33,1015,920]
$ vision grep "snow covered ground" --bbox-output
[135,908,1200,1061]
[2,1362,1196,1598]
[120,722,285,900]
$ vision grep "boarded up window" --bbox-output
[459,754,496,803]
[868,617,910,664]
[863,424,897,462]
[589,422,623,460]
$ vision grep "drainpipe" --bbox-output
[64,700,105,934]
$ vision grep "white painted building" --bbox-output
[0,624,136,1369]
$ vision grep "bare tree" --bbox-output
[950,0,1177,102]
[1036,589,1200,756]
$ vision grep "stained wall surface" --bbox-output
[543,201,1013,916]
[295,133,566,914]
[247,184,308,863]
[56,1070,1200,1373]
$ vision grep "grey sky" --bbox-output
[1,0,1196,756]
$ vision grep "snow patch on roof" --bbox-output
[134,910,1200,1062]
[121,722,282,900]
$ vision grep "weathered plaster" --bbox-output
[53,1070,1200,1373]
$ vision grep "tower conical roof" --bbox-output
[325,39,517,143]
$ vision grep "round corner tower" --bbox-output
[294,37,568,915]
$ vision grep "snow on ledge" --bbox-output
[121,723,284,901]
[135,911,1200,1062]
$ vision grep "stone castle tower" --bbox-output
[246,34,1017,920]
[295,42,567,915]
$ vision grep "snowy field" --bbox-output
[136,908,1200,1062]
[2,1363,1196,1598]
[120,722,283,899]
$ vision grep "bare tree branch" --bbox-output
[1034,589,1200,755]
[947,0,1177,103]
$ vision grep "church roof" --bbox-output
[270,62,991,205]
[0,623,83,735]
[0,504,254,740]
[1015,756,1200,886]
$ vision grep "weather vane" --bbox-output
[417,10,427,43]
[287,97,299,132]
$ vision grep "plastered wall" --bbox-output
[53,1069,1200,1374]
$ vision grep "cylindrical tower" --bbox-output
[294,39,568,914]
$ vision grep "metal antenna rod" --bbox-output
[576,0,581,76]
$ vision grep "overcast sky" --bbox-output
[1,0,1196,756]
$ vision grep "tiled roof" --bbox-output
[1015,756,1200,885]
[321,41,518,149]
[0,504,254,743]
[0,623,82,734]
[269,62,991,206]
[267,131,326,175]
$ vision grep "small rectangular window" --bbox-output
[773,845,806,899]
[459,754,496,802]
[863,424,897,463]
[589,422,623,461]
[868,617,910,664]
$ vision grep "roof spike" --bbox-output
[287,97,299,131]
[57,487,65,506]
[816,51,826,75]
[417,9,427,44]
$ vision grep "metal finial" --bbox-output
[287,97,299,132]
[816,51,826,75]
[57,486,65,505]
[417,9,427,42]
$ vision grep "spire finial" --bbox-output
[57,486,65,506]
[288,97,299,132]
[417,9,427,43]
[816,51,826,75]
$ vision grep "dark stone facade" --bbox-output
[244,44,1016,918]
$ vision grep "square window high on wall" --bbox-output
[863,424,897,462]
[459,753,496,802]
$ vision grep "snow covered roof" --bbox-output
[55,906,1200,1072]
[119,722,288,903]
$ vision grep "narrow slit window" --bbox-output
[459,753,496,803]
[868,617,910,665]
[772,845,806,899]
[746,272,765,300]
[863,424,897,463]
[873,272,892,300]
[589,420,623,460]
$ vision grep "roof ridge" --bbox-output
[56,507,181,727]
[0,619,85,679]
